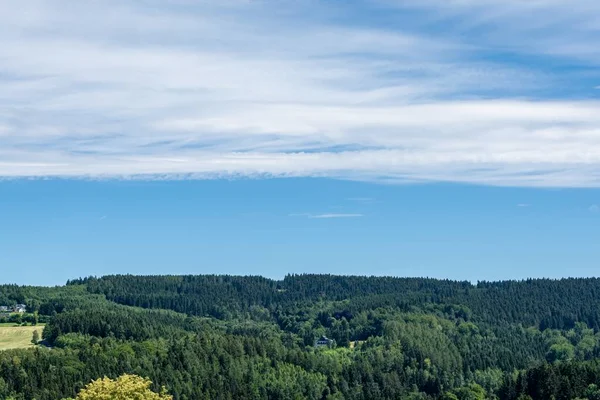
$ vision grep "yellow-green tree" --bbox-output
[71,374,172,400]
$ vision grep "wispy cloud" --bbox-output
[309,213,364,219]
[396,0,600,64]
[590,205,600,213]
[1,1,600,186]
[517,204,530,207]
[289,213,364,219]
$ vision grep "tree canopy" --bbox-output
[3,274,600,399]
[66,375,171,400]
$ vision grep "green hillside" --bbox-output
[2,275,600,399]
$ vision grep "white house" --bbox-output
[14,304,27,313]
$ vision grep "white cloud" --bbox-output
[309,214,364,219]
[1,1,600,186]
[517,204,530,207]
[590,205,600,213]
[290,212,364,219]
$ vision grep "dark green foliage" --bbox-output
[82,275,600,330]
[31,330,40,345]
[4,275,600,399]
[42,305,193,342]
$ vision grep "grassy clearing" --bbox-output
[0,324,45,351]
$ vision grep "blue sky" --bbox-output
[1,1,600,284]
[1,179,599,286]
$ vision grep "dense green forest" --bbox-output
[3,275,600,399]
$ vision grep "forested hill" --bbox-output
[3,275,600,399]
[79,274,600,329]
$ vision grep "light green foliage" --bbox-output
[474,368,503,394]
[383,314,463,376]
[584,384,600,400]
[457,322,480,336]
[259,361,327,400]
[547,341,575,362]
[448,383,487,400]
[73,374,172,400]
[441,392,460,400]
[576,335,596,359]
[543,323,600,363]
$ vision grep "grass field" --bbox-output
[0,324,45,351]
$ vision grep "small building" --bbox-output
[315,336,333,348]
[0,306,9,317]
[14,304,27,313]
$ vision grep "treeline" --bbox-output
[77,274,472,319]
[4,275,600,399]
[0,330,328,400]
[0,305,463,400]
[80,275,600,330]
[42,303,197,342]
[456,279,600,330]
[499,360,600,400]
[0,283,103,316]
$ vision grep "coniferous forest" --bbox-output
[3,275,600,399]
